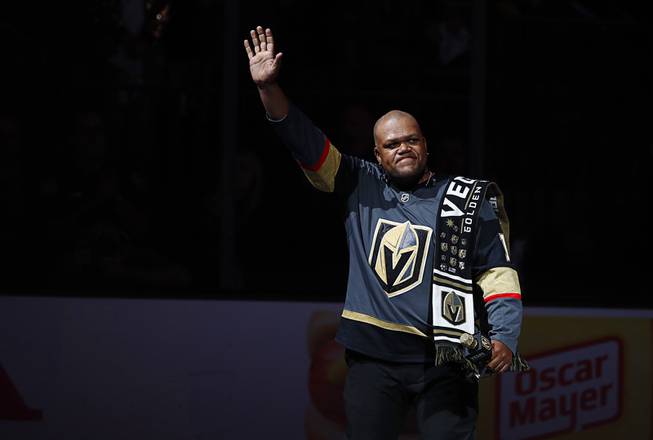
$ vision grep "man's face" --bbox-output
[374,115,428,183]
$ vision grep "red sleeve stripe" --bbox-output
[300,138,331,171]
[484,293,522,303]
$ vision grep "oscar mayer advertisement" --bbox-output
[1,297,652,439]
[478,311,652,439]
[305,309,653,439]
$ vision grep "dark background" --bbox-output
[1,0,650,307]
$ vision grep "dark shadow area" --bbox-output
[0,0,650,307]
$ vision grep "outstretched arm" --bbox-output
[244,26,288,120]
[242,25,349,193]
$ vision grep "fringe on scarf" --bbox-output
[434,343,481,374]
[435,343,530,376]
[510,352,530,372]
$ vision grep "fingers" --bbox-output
[244,40,254,59]
[488,351,510,374]
[257,26,267,52]
[265,27,275,54]
[246,26,275,55]
[487,339,513,374]
[487,354,511,370]
[273,52,283,68]
[487,357,500,371]
[494,362,509,373]
[488,356,512,374]
[487,362,507,374]
[250,29,261,53]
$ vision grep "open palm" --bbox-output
[244,26,283,86]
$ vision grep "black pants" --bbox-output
[344,349,478,440]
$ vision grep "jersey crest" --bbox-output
[368,219,432,297]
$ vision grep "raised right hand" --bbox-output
[244,26,283,87]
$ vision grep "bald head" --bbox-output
[373,110,422,147]
[372,109,429,187]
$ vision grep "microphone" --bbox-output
[460,332,493,376]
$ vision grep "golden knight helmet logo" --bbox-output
[368,219,432,297]
[442,291,466,325]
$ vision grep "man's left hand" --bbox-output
[487,339,513,374]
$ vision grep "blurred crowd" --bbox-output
[0,0,649,305]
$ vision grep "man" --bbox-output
[244,26,525,439]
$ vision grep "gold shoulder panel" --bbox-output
[475,266,521,300]
[301,142,342,192]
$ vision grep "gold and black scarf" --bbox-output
[432,176,528,376]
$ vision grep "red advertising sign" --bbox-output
[497,338,622,439]
[0,363,42,421]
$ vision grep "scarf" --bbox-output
[432,176,528,376]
